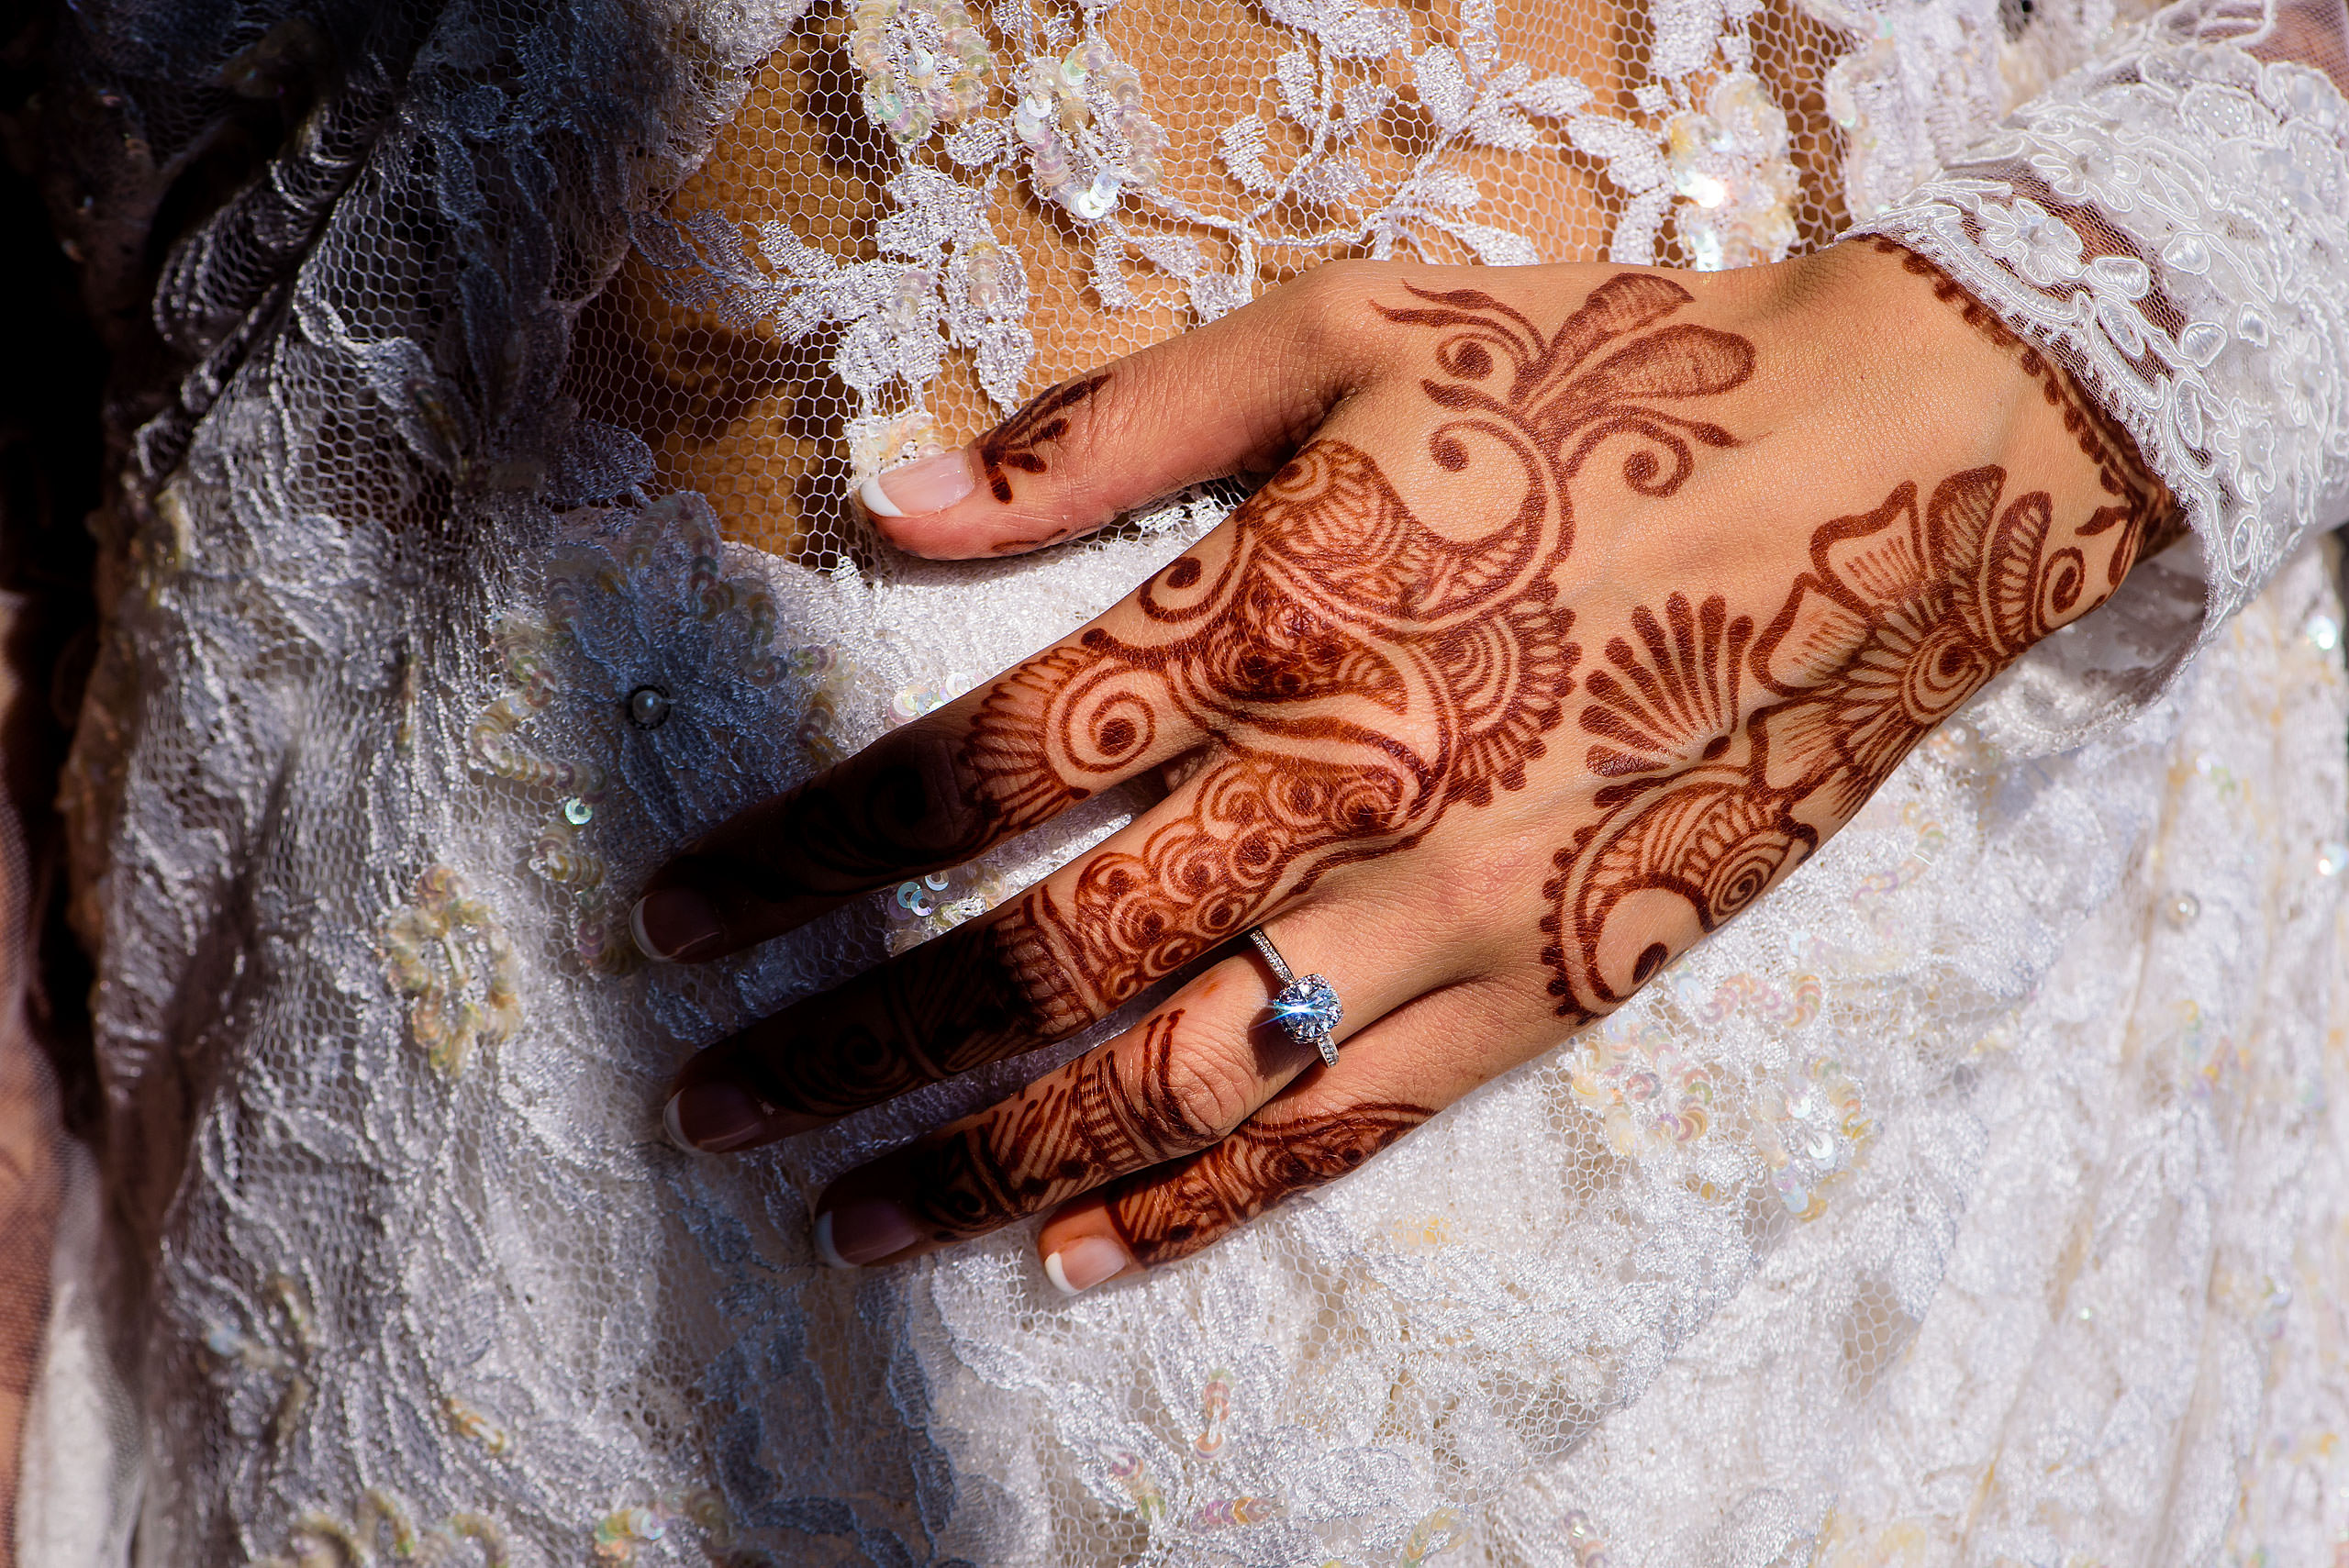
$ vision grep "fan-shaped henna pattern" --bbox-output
[965,275,1757,1027]
[1541,462,2162,1023]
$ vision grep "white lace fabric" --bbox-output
[1856,0,2349,751]
[20,0,2349,1564]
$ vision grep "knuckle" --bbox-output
[1280,260,1395,376]
[984,897,1096,1041]
[840,723,987,865]
[1153,1036,1259,1150]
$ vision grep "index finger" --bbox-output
[632,607,1217,962]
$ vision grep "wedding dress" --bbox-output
[16,0,2349,1560]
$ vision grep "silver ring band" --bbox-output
[1246,928,1342,1069]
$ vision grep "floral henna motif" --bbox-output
[977,373,1112,503]
[968,274,1755,1027]
[1541,460,2159,1022]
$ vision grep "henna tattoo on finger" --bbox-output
[1103,1099,1432,1266]
[718,917,1052,1126]
[881,1010,1233,1241]
[979,373,1112,504]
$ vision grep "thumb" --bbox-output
[861,267,1381,559]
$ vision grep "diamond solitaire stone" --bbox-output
[1271,973,1342,1065]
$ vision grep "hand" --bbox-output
[633,239,2173,1290]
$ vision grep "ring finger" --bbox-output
[805,901,1454,1268]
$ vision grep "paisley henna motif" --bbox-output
[972,275,1755,1026]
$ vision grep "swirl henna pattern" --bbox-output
[968,274,1756,1032]
[1538,252,2173,1024]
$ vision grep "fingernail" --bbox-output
[859,450,977,519]
[814,1198,922,1267]
[631,888,723,962]
[664,1083,767,1152]
[1042,1234,1132,1295]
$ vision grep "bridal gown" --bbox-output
[16,0,2349,1561]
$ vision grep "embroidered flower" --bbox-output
[1664,71,1799,270]
[850,0,994,147]
[1752,1053,1870,1219]
[1570,1014,1717,1151]
[467,494,796,970]
[380,866,522,1073]
[1976,195,2087,285]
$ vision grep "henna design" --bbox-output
[978,373,1112,503]
[1541,458,2162,1021]
[971,275,1755,1027]
[1870,239,2185,577]
[723,917,1048,1127]
[889,1011,1219,1240]
[1104,1099,1432,1265]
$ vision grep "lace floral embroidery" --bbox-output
[380,868,524,1075]
[635,0,1819,481]
[1857,40,2349,709]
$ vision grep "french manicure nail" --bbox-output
[664,1083,766,1152]
[815,1198,923,1267]
[1043,1234,1131,1295]
[859,450,978,519]
[631,888,723,962]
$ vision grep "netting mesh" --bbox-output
[571,0,1853,564]
[25,0,2349,1561]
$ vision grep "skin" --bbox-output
[634,237,2176,1284]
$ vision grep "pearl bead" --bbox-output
[626,684,672,728]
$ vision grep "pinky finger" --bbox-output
[1035,974,1545,1293]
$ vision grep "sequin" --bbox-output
[2166,892,2201,927]
[2319,841,2349,878]
[1186,1496,1283,1529]
[562,796,594,825]
[2304,612,2341,652]
[260,1496,511,1568]
[1196,1369,1231,1454]
[890,684,952,723]
[443,1397,513,1456]
[1106,1451,1168,1520]
[1013,39,1168,222]
[1401,1507,1463,1566]
[590,1489,734,1565]
[1663,72,1799,271]
[1572,1017,1717,1151]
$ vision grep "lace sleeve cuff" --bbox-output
[1848,12,2349,752]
